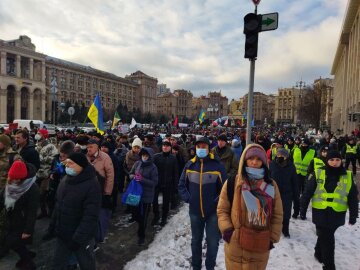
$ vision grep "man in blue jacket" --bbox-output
[179,137,227,270]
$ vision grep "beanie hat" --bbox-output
[326,150,342,161]
[8,160,28,180]
[38,129,49,139]
[68,152,89,169]
[132,138,143,148]
[0,134,11,148]
[245,146,267,165]
[87,139,99,146]
[60,140,75,155]
[101,141,112,149]
[276,148,289,158]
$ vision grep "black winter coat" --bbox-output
[153,152,179,191]
[53,165,101,246]
[0,163,39,244]
[269,160,299,220]
[18,142,40,171]
[300,166,358,228]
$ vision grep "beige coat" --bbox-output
[217,144,283,270]
[88,151,114,195]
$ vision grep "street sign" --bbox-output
[260,12,278,32]
[68,107,75,116]
[50,78,58,94]
[252,0,261,5]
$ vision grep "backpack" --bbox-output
[226,174,236,209]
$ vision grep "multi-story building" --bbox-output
[191,92,228,121]
[331,0,360,134]
[45,57,138,121]
[0,35,47,123]
[157,89,193,121]
[0,35,139,123]
[242,92,275,124]
[274,88,301,125]
[157,83,170,95]
[126,71,158,115]
[313,78,334,128]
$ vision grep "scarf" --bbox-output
[242,167,274,227]
[4,176,37,210]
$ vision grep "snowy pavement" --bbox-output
[125,204,360,270]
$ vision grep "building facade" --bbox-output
[0,35,139,123]
[274,88,301,125]
[242,92,275,124]
[174,89,193,120]
[157,83,170,95]
[313,78,334,129]
[156,92,177,119]
[331,0,360,134]
[191,92,228,121]
[0,35,47,123]
[126,71,158,115]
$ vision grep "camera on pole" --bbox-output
[244,13,262,59]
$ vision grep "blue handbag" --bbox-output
[122,179,143,206]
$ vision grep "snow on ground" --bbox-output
[125,205,360,270]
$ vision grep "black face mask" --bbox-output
[276,157,285,163]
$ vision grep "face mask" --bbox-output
[245,167,265,180]
[80,145,87,150]
[35,134,42,141]
[196,148,208,158]
[65,167,78,176]
[142,156,149,162]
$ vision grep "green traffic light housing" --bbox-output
[244,13,262,59]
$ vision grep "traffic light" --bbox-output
[244,13,262,59]
[353,113,357,122]
[349,113,352,121]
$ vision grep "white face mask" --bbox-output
[142,156,149,162]
[35,134,42,141]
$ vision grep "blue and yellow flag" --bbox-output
[198,109,205,124]
[87,93,105,135]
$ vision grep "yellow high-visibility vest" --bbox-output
[346,144,357,154]
[312,170,352,212]
[293,148,315,176]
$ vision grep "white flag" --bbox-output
[129,117,137,129]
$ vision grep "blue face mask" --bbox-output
[65,167,78,176]
[245,167,265,180]
[196,148,208,158]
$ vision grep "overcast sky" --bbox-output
[0,0,348,100]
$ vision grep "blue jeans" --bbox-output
[189,212,220,270]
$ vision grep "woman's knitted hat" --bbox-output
[8,160,28,180]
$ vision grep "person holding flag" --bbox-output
[87,94,105,135]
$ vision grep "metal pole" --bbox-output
[246,59,256,145]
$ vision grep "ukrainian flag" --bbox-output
[87,93,105,135]
[198,109,205,124]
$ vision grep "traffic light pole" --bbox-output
[246,58,255,145]
[245,6,257,146]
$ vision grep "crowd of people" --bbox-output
[0,124,358,270]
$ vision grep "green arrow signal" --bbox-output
[262,17,275,26]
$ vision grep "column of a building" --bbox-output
[41,91,46,121]
[0,88,7,123]
[0,52,6,75]
[29,91,34,119]
[16,55,21,78]
[29,58,34,80]
[41,61,46,82]
[14,90,21,119]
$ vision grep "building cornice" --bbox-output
[0,41,47,60]
[331,0,360,74]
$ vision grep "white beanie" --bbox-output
[132,138,142,148]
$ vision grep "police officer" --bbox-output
[342,137,357,175]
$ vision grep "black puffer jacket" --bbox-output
[153,151,178,191]
[300,166,358,228]
[269,159,299,220]
[53,165,101,246]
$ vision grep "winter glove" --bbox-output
[135,173,142,181]
[222,228,234,243]
[68,240,81,251]
[102,195,113,209]
[269,241,274,250]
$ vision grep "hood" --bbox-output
[236,143,267,187]
[139,147,155,161]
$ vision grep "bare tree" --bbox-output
[298,86,322,128]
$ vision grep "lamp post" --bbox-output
[295,79,306,125]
